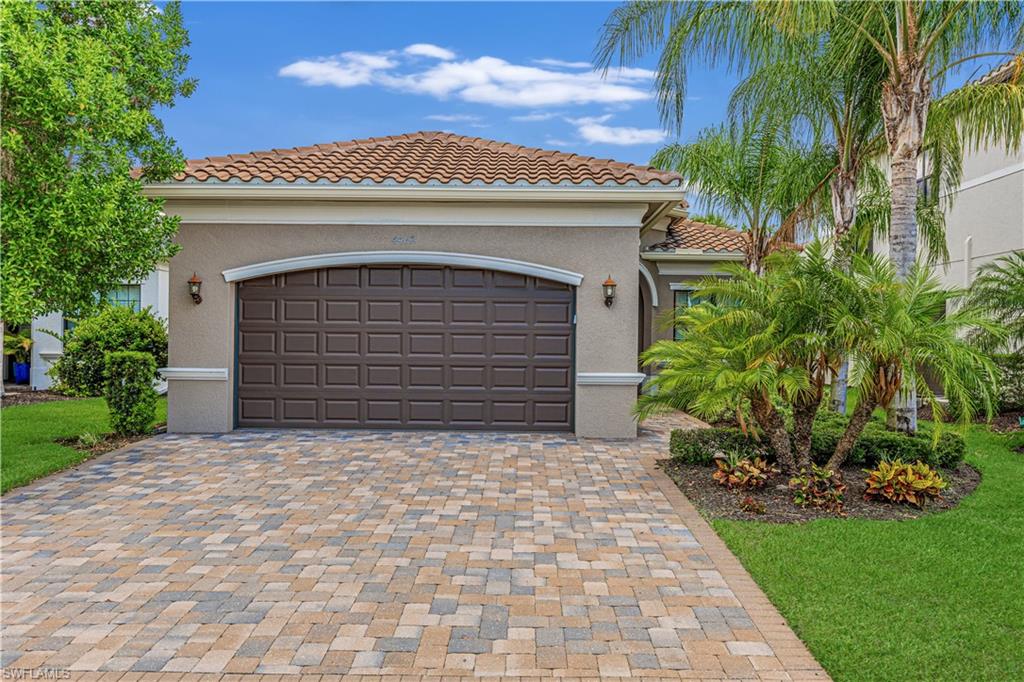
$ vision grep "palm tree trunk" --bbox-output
[791,396,821,472]
[826,394,876,472]
[828,171,857,414]
[750,392,796,474]
[881,55,930,434]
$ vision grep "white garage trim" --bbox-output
[576,372,646,385]
[639,262,659,307]
[159,367,228,381]
[222,251,585,286]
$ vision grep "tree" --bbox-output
[1,1,195,326]
[599,1,1024,431]
[637,243,847,474]
[834,2,1024,432]
[651,118,831,274]
[827,254,1001,469]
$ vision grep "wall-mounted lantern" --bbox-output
[602,275,617,307]
[187,272,203,305]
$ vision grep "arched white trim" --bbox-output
[222,251,585,286]
[639,262,659,307]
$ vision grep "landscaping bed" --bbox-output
[55,426,166,459]
[1,386,80,408]
[662,458,979,523]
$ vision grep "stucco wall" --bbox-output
[165,217,643,437]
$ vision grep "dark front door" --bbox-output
[236,265,575,430]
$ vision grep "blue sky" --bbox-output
[161,2,737,166]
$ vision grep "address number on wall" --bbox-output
[391,235,416,245]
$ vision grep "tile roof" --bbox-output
[646,218,749,254]
[973,55,1022,85]
[172,131,682,187]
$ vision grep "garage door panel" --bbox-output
[237,264,574,430]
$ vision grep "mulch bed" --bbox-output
[1,388,80,408]
[55,426,166,457]
[660,459,980,523]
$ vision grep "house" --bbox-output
[147,132,748,438]
[874,57,1024,289]
[26,269,169,390]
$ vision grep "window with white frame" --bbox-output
[103,284,142,312]
[671,285,704,340]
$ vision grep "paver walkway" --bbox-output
[1,417,828,680]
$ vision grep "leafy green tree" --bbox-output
[651,118,831,274]
[1,1,195,325]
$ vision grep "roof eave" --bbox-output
[144,182,686,203]
[641,250,745,262]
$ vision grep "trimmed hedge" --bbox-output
[104,351,158,436]
[49,306,167,397]
[669,427,767,464]
[670,414,965,469]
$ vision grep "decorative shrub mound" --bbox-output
[789,465,846,513]
[48,306,167,396]
[711,453,779,489]
[669,427,767,464]
[863,460,947,507]
[104,351,158,436]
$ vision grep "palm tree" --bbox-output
[827,254,1002,469]
[651,118,831,274]
[966,251,1024,353]
[637,243,846,474]
[599,0,1023,432]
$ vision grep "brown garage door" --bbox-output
[236,265,575,430]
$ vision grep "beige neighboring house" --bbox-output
[146,131,755,438]
[874,58,1024,289]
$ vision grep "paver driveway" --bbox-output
[1,418,827,680]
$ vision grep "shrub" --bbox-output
[995,353,1024,411]
[48,306,167,396]
[712,453,779,489]
[739,496,766,514]
[789,465,846,513]
[669,427,766,465]
[104,351,158,436]
[863,460,947,507]
[809,414,964,468]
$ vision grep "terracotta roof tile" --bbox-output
[647,218,749,253]
[171,131,682,187]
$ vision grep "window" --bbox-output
[673,288,704,340]
[103,285,142,312]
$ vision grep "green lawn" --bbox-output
[1,397,167,494]
[714,425,1024,682]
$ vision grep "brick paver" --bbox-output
[1,415,829,680]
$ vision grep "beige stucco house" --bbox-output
[148,132,747,439]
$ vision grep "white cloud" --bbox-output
[544,138,573,147]
[278,52,396,88]
[533,58,591,69]
[569,115,667,145]
[511,111,559,122]
[279,48,655,108]
[404,43,456,60]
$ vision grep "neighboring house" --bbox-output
[28,268,169,390]
[874,58,1024,289]
[145,131,688,438]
